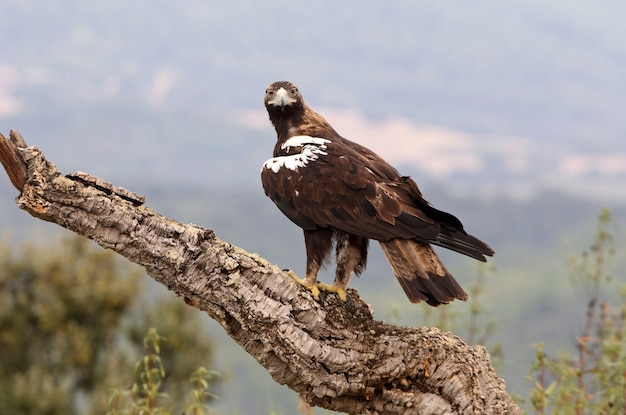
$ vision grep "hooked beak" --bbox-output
[276,88,289,110]
[267,87,296,110]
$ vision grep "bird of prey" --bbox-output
[261,81,494,305]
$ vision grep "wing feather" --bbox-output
[261,134,493,261]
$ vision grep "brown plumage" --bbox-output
[261,81,494,306]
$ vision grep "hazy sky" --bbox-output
[1,0,625,200]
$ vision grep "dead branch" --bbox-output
[0,130,520,415]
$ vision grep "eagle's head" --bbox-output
[264,80,335,140]
[264,81,304,111]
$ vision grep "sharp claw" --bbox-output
[316,282,348,302]
[283,270,347,302]
[308,285,321,301]
[285,270,321,300]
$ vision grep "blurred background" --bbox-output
[1,1,625,413]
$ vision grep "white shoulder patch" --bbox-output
[263,136,331,173]
[281,135,330,151]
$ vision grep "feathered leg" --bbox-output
[317,233,368,302]
[288,228,334,300]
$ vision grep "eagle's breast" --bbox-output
[262,135,331,173]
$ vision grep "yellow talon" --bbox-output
[316,282,348,302]
[285,270,321,300]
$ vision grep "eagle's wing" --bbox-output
[262,136,493,261]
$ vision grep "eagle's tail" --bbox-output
[379,239,468,306]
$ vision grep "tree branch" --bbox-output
[0,130,521,415]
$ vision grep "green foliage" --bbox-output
[107,328,219,415]
[0,234,218,415]
[125,294,220,406]
[186,367,220,415]
[525,209,626,414]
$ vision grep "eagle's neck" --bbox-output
[267,105,338,156]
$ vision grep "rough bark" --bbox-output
[0,130,521,415]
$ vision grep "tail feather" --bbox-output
[379,239,468,306]
[434,230,494,262]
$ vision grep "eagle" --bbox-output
[261,81,494,306]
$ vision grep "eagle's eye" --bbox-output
[266,89,275,97]
[290,87,298,95]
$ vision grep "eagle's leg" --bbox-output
[291,229,334,300]
[318,233,369,302]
